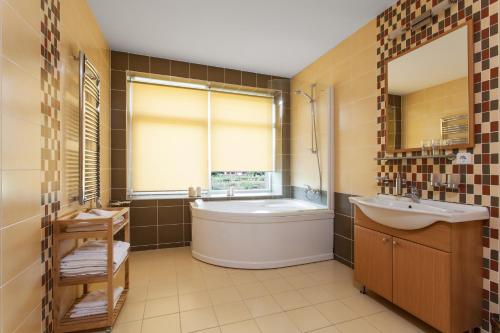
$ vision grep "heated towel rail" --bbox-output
[79,52,101,204]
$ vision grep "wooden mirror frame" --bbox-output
[384,20,474,153]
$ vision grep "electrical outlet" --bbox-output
[454,152,473,165]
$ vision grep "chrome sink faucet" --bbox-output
[405,186,420,203]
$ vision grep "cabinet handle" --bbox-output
[382,237,388,242]
[393,240,398,246]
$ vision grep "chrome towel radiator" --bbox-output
[79,52,101,204]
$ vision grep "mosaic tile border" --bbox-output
[376,0,499,331]
[41,0,61,332]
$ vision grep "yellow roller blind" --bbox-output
[211,92,273,171]
[131,82,208,191]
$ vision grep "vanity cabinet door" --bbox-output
[354,226,393,301]
[393,238,451,333]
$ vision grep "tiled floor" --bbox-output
[112,247,438,333]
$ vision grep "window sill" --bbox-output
[128,192,281,201]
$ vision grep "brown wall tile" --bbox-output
[171,60,189,78]
[131,226,157,246]
[130,207,157,227]
[257,74,271,88]
[111,90,126,110]
[130,199,157,207]
[111,129,126,149]
[111,70,126,90]
[111,109,126,129]
[184,223,192,242]
[242,71,257,87]
[111,51,128,70]
[158,206,183,225]
[111,149,126,169]
[111,168,127,189]
[158,224,183,244]
[189,63,207,80]
[224,69,241,85]
[207,66,224,83]
[129,53,150,72]
[150,57,170,75]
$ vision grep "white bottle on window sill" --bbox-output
[227,184,235,197]
[196,187,202,197]
[188,187,196,197]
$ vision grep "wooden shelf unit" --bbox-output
[53,207,130,333]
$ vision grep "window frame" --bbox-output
[126,75,277,198]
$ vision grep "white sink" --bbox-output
[349,195,489,230]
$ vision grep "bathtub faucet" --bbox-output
[305,184,320,196]
[227,184,235,197]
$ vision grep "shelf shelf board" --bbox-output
[374,153,456,162]
[58,289,128,333]
[58,255,128,287]
[57,218,129,240]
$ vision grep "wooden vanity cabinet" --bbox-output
[354,207,483,333]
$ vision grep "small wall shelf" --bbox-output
[374,153,456,162]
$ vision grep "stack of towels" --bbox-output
[66,209,125,232]
[69,287,124,318]
[60,240,130,277]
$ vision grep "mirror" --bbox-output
[386,22,473,152]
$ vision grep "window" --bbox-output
[129,78,275,195]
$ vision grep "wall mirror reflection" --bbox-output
[386,22,473,153]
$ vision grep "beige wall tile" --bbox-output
[1,261,41,333]
[2,2,40,76]
[1,58,40,124]
[1,170,40,227]
[5,0,39,32]
[1,216,40,284]
[291,19,378,196]
[12,305,42,333]
[1,113,40,170]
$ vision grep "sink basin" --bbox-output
[349,195,489,230]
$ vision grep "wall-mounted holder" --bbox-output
[374,153,456,163]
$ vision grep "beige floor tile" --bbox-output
[180,307,218,333]
[341,294,386,316]
[178,278,206,295]
[286,306,331,332]
[276,266,304,277]
[299,285,337,304]
[262,278,294,294]
[229,270,259,285]
[179,291,212,311]
[209,287,242,305]
[309,325,341,333]
[116,301,145,324]
[244,295,283,318]
[213,301,252,325]
[144,296,179,318]
[323,280,359,300]
[273,290,310,311]
[111,320,142,333]
[220,319,261,333]
[335,318,379,333]
[196,328,221,333]
[205,275,234,290]
[286,274,318,289]
[315,301,359,324]
[255,312,300,333]
[254,269,282,281]
[299,261,336,274]
[147,283,178,299]
[142,313,181,333]
[365,311,422,333]
[127,286,148,303]
[236,282,269,299]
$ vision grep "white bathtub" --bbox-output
[190,199,334,269]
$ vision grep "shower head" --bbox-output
[294,89,314,103]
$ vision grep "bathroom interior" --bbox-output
[0,0,498,332]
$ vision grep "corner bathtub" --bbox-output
[190,199,334,269]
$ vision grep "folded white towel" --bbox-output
[69,287,124,318]
[91,209,117,218]
[61,241,129,277]
[66,216,125,232]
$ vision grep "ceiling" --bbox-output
[87,0,394,78]
[388,26,468,95]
